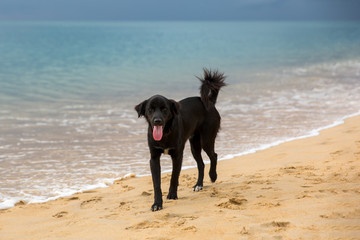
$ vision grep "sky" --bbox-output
[0,0,359,21]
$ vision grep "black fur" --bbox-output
[135,69,226,211]
[197,69,227,108]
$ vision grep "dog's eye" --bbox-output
[148,108,153,114]
[161,108,168,113]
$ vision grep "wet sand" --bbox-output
[1,116,359,240]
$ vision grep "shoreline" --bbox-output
[1,115,359,239]
[2,111,359,210]
[220,110,360,161]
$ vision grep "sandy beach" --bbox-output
[1,115,359,240]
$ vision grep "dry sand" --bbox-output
[1,116,359,240]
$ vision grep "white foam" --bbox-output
[0,198,23,209]
[0,145,12,149]
[0,177,126,209]
[117,123,131,128]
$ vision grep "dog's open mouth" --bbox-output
[153,125,163,141]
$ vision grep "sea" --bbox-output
[0,21,360,209]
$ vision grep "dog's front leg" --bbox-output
[150,151,163,211]
[167,150,183,200]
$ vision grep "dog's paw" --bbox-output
[209,170,217,183]
[193,184,203,192]
[151,203,163,211]
[166,192,178,200]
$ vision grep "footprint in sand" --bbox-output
[231,174,243,178]
[238,184,252,191]
[141,191,151,196]
[304,177,325,185]
[217,198,248,210]
[180,174,197,188]
[126,220,163,230]
[240,226,250,235]
[280,166,298,175]
[118,201,131,211]
[103,213,119,220]
[262,221,290,231]
[296,193,311,199]
[53,211,68,218]
[68,197,79,201]
[210,187,244,199]
[119,184,135,192]
[126,212,194,230]
[182,226,197,232]
[256,201,281,208]
[320,208,360,219]
[330,150,344,159]
[80,197,102,209]
[83,190,97,194]
[245,179,274,185]
[210,187,219,197]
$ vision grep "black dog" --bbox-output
[135,69,226,211]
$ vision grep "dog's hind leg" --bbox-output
[190,134,205,191]
[202,141,218,183]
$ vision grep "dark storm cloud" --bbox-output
[0,0,359,21]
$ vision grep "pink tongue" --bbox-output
[153,126,163,141]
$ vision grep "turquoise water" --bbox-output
[1,21,359,103]
[0,21,360,208]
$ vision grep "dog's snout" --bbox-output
[153,118,163,125]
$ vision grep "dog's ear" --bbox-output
[135,100,147,118]
[169,99,181,116]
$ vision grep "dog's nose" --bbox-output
[153,118,163,125]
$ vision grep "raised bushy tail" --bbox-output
[197,68,226,108]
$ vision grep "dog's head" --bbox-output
[135,95,180,141]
